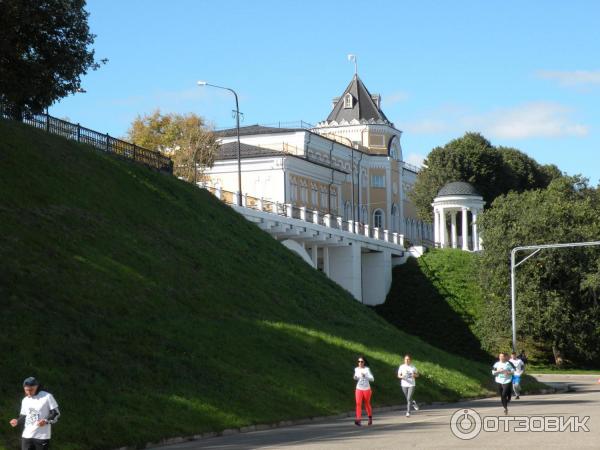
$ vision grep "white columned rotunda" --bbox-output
[432,182,485,251]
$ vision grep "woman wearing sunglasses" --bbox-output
[353,356,374,426]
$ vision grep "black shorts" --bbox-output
[21,438,50,450]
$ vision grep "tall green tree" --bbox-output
[0,0,102,119]
[478,177,600,366]
[410,133,561,220]
[127,110,219,183]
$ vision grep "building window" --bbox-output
[321,191,328,209]
[368,134,385,148]
[344,93,353,109]
[311,183,318,205]
[344,201,351,220]
[373,209,384,229]
[371,175,385,188]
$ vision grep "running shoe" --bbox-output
[504,408,508,415]
[412,400,420,411]
[406,412,410,417]
[368,416,373,426]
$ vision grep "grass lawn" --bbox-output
[375,250,488,360]
[0,119,546,449]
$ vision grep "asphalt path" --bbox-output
[156,375,599,449]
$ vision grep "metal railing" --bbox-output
[200,185,406,247]
[1,105,173,173]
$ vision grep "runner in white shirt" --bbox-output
[9,377,60,450]
[492,353,515,415]
[509,351,525,399]
[353,356,374,426]
[398,354,420,417]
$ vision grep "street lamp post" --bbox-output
[197,81,242,206]
[510,240,600,353]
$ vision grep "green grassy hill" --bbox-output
[0,120,531,449]
[375,249,489,360]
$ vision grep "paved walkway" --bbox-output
[156,375,599,449]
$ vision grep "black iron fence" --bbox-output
[0,105,173,173]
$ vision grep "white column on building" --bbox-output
[323,246,330,276]
[433,208,439,245]
[311,245,318,268]
[472,210,479,251]
[461,207,469,251]
[439,207,447,248]
[451,210,457,248]
[386,163,392,230]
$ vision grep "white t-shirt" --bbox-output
[492,361,514,384]
[509,358,525,376]
[20,391,59,439]
[398,364,418,387]
[354,367,374,390]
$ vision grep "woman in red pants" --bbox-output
[353,356,374,426]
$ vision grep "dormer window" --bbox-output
[343,93,354,109]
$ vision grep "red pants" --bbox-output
[355,389,372,420]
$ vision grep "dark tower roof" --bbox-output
[324,75,391,125]
[436,181,482,197]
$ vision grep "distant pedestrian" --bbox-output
[398,354,420,417]
[9,377,60,450]
[492,353,515,415]
[510,352,525,399]
[518,350,528,367]
[353,356,374,426]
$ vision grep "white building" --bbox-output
[206,75,431,245]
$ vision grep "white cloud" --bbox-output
[537,70,600,87]
[396,102,589,140]
[464,102,589,139]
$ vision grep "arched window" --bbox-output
[373,209,384,229]
[344,93,353,109]
[361,206,368,224]
[344,201,351,220]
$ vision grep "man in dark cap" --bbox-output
[9,377,60,449]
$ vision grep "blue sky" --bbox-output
[53,0,600,183]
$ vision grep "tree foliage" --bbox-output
[0,0,102,119]
[410,133,561,220]
[127,110,219,183]
[478,177,600,366]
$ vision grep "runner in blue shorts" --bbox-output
[509,351,525,399]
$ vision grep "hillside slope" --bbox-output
[375,250,488,359]
[1,120,506,449]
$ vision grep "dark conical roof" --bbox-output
[436,181,482,197]
[325,75,391,125]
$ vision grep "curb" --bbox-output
[121,387,562,449]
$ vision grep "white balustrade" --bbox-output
[364,224,370,237]
[300,206,306,221]
[257,197,263,211]
[286,204,293,218]
[324,214,332,227]
[374,227,380,240]
[312,210,319,224]
[384,229,389,242]
[336,216,343,229]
